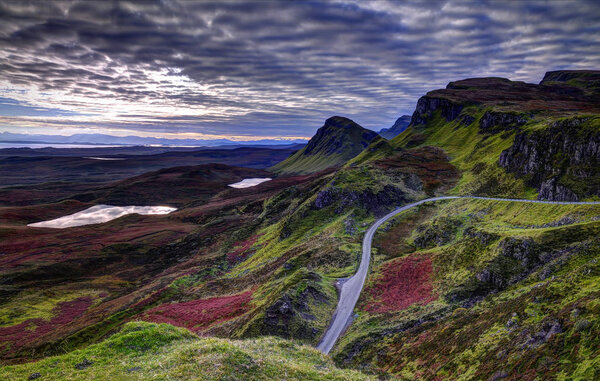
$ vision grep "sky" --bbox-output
[0,0,599,141]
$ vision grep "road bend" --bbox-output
[316,196,600,354]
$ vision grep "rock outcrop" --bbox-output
[271,116,380,174]
[499,116,600,200]
[479,110,529,133]
[314,184,407,216]
[410,96,463,126]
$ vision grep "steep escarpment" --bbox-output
[499,116,600,201]
[410,96,464,126]
[390,70,600,200]
[271,116,380,175]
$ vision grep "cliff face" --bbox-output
[478,110,529,133]
[397,70,600,201]
[410,96,463,126]
[499,116,600,201]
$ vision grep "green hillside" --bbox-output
[335,198,600,380]
[271,116,380,175]
[1,322,372,380]
[374,72,600,201]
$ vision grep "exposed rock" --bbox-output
[260,272,330,342]
[410,96,463,126]
[414,217,463,248]
[28,373,41,380]
[498,237,539,267]
[499,116,600,200]
[459,114,475,127]
[75,359,94,370]
[479,110,528,133]
[538,178,579,201]
[272,116,380,174]
[314,185,408,216]
[489,370,509,381]
[464,227,499,246]
[523,320,563,349]
[344,217,357,236]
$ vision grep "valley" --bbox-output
[2,70,600,380]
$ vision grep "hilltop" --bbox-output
[1,322,372,380]
[378,115,411,139]
[271,116,380,174]
[386,70,600,201]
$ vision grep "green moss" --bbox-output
[0,289,101,328]
[1,322,373,380]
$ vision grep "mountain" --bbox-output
[378,115,411,139]
[391,70,600,201]
[0,131,308,148]
[270,116,380,174]
[3,70,600,381]
[328,70,600,378]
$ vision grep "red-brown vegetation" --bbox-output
[364,254,436,313]
[0,297,93,355]
[376,147,460,194]
[141,290,252,332]
[226,234,262,264]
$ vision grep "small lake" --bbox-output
[228,178,272,188]
[28,205,177,229]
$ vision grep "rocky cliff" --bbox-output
[499,116,600,201]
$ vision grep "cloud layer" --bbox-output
[1,0,599,138]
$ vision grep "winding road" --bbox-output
[316,196,600,354]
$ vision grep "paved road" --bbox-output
[316,196,600,354]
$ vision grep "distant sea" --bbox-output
[0,142,127,149]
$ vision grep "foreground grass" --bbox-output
[1,321,372,380]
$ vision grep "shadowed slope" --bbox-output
[271,116,380,175]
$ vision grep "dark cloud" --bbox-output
[0,0,599,138]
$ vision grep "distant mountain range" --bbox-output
[0,131,308,147]
[378,115,411,139]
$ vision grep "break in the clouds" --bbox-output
[1,0,599,140]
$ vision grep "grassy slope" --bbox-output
[1,322,372,380]
[389,108,536,198]
[335,198,600,380]
[270,147,346,175]
[271,117,381,175]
